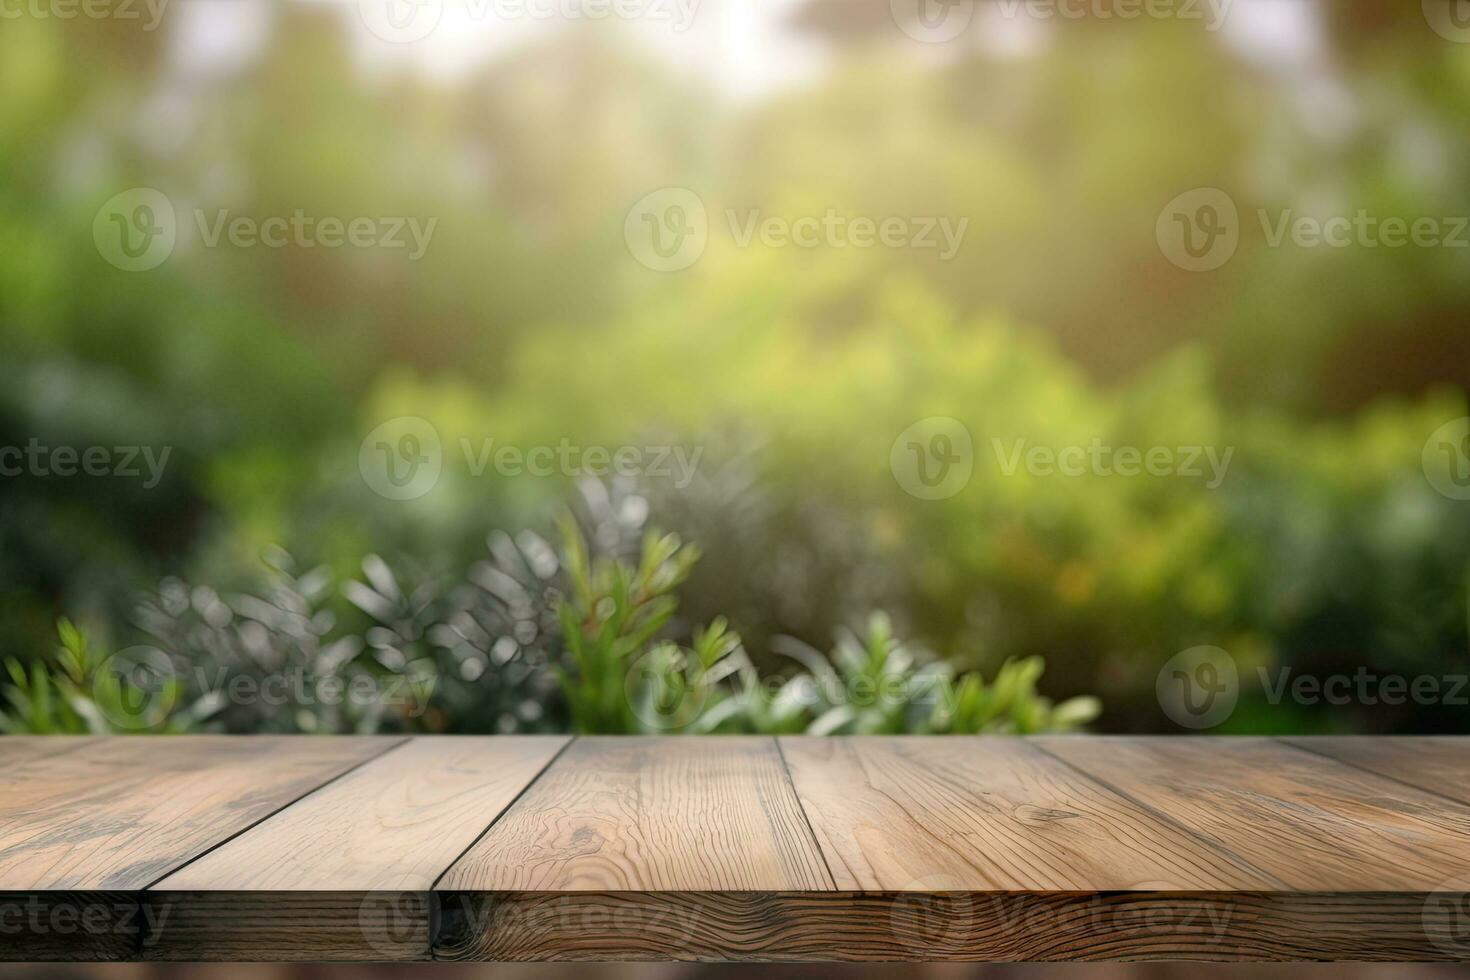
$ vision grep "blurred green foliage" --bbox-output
[2,512,1096,736]
[0,618,194,734]
[2,4,1469,733]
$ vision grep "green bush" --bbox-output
[1,498,1100,737]
[0,619,196,735]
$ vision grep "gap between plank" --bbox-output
[1274,736,1470,810]
[428,735,579,893]
[774,736,839,890]
[137,736,412,894]
[1026,739,1292,891]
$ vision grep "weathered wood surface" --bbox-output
[438,736,833,892]
[434,890,1457,962]
[1281,735,1470,805]
[2,734,1468,962]
[1035,736,1470,892]
[155,735,568,891]
[0,736,395,890]
[779,736,1276,891]
[144,736,569,961]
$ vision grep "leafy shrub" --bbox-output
[1,493,1102,737]
[0,619,196,735]
[555,515,699,733]
[776,613,1100,735]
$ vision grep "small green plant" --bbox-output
[939,656,1101,734]
[554,514,725,733]
[626,617,752,733]
[761,613,1101,735]
[0,619,195,734]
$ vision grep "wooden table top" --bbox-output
[3,735,1469,962]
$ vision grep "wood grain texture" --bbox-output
[154,736,568,891]
[437,736,833,892]
[1035,736,1470,892]
[7,735,1470,962]
[0,737,97,770]
[780,736,1276,891]
[0,736,396,890]
[140,891,433,962]
[1281,736,1470,805]
[433,890,1461,961]
[0,892,144,961]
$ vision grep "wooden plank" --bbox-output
[0,736,97,769]
[437,736,833,892]
[433,890,1456,961]
[1281,736,1470,805]
[0,891,148,961]
[154,736,569,890]
[139,891,434,962]
[0,736,396,890]
[1035,736,1470,892]
[144,736,570,961]
[779,736,1278,891]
